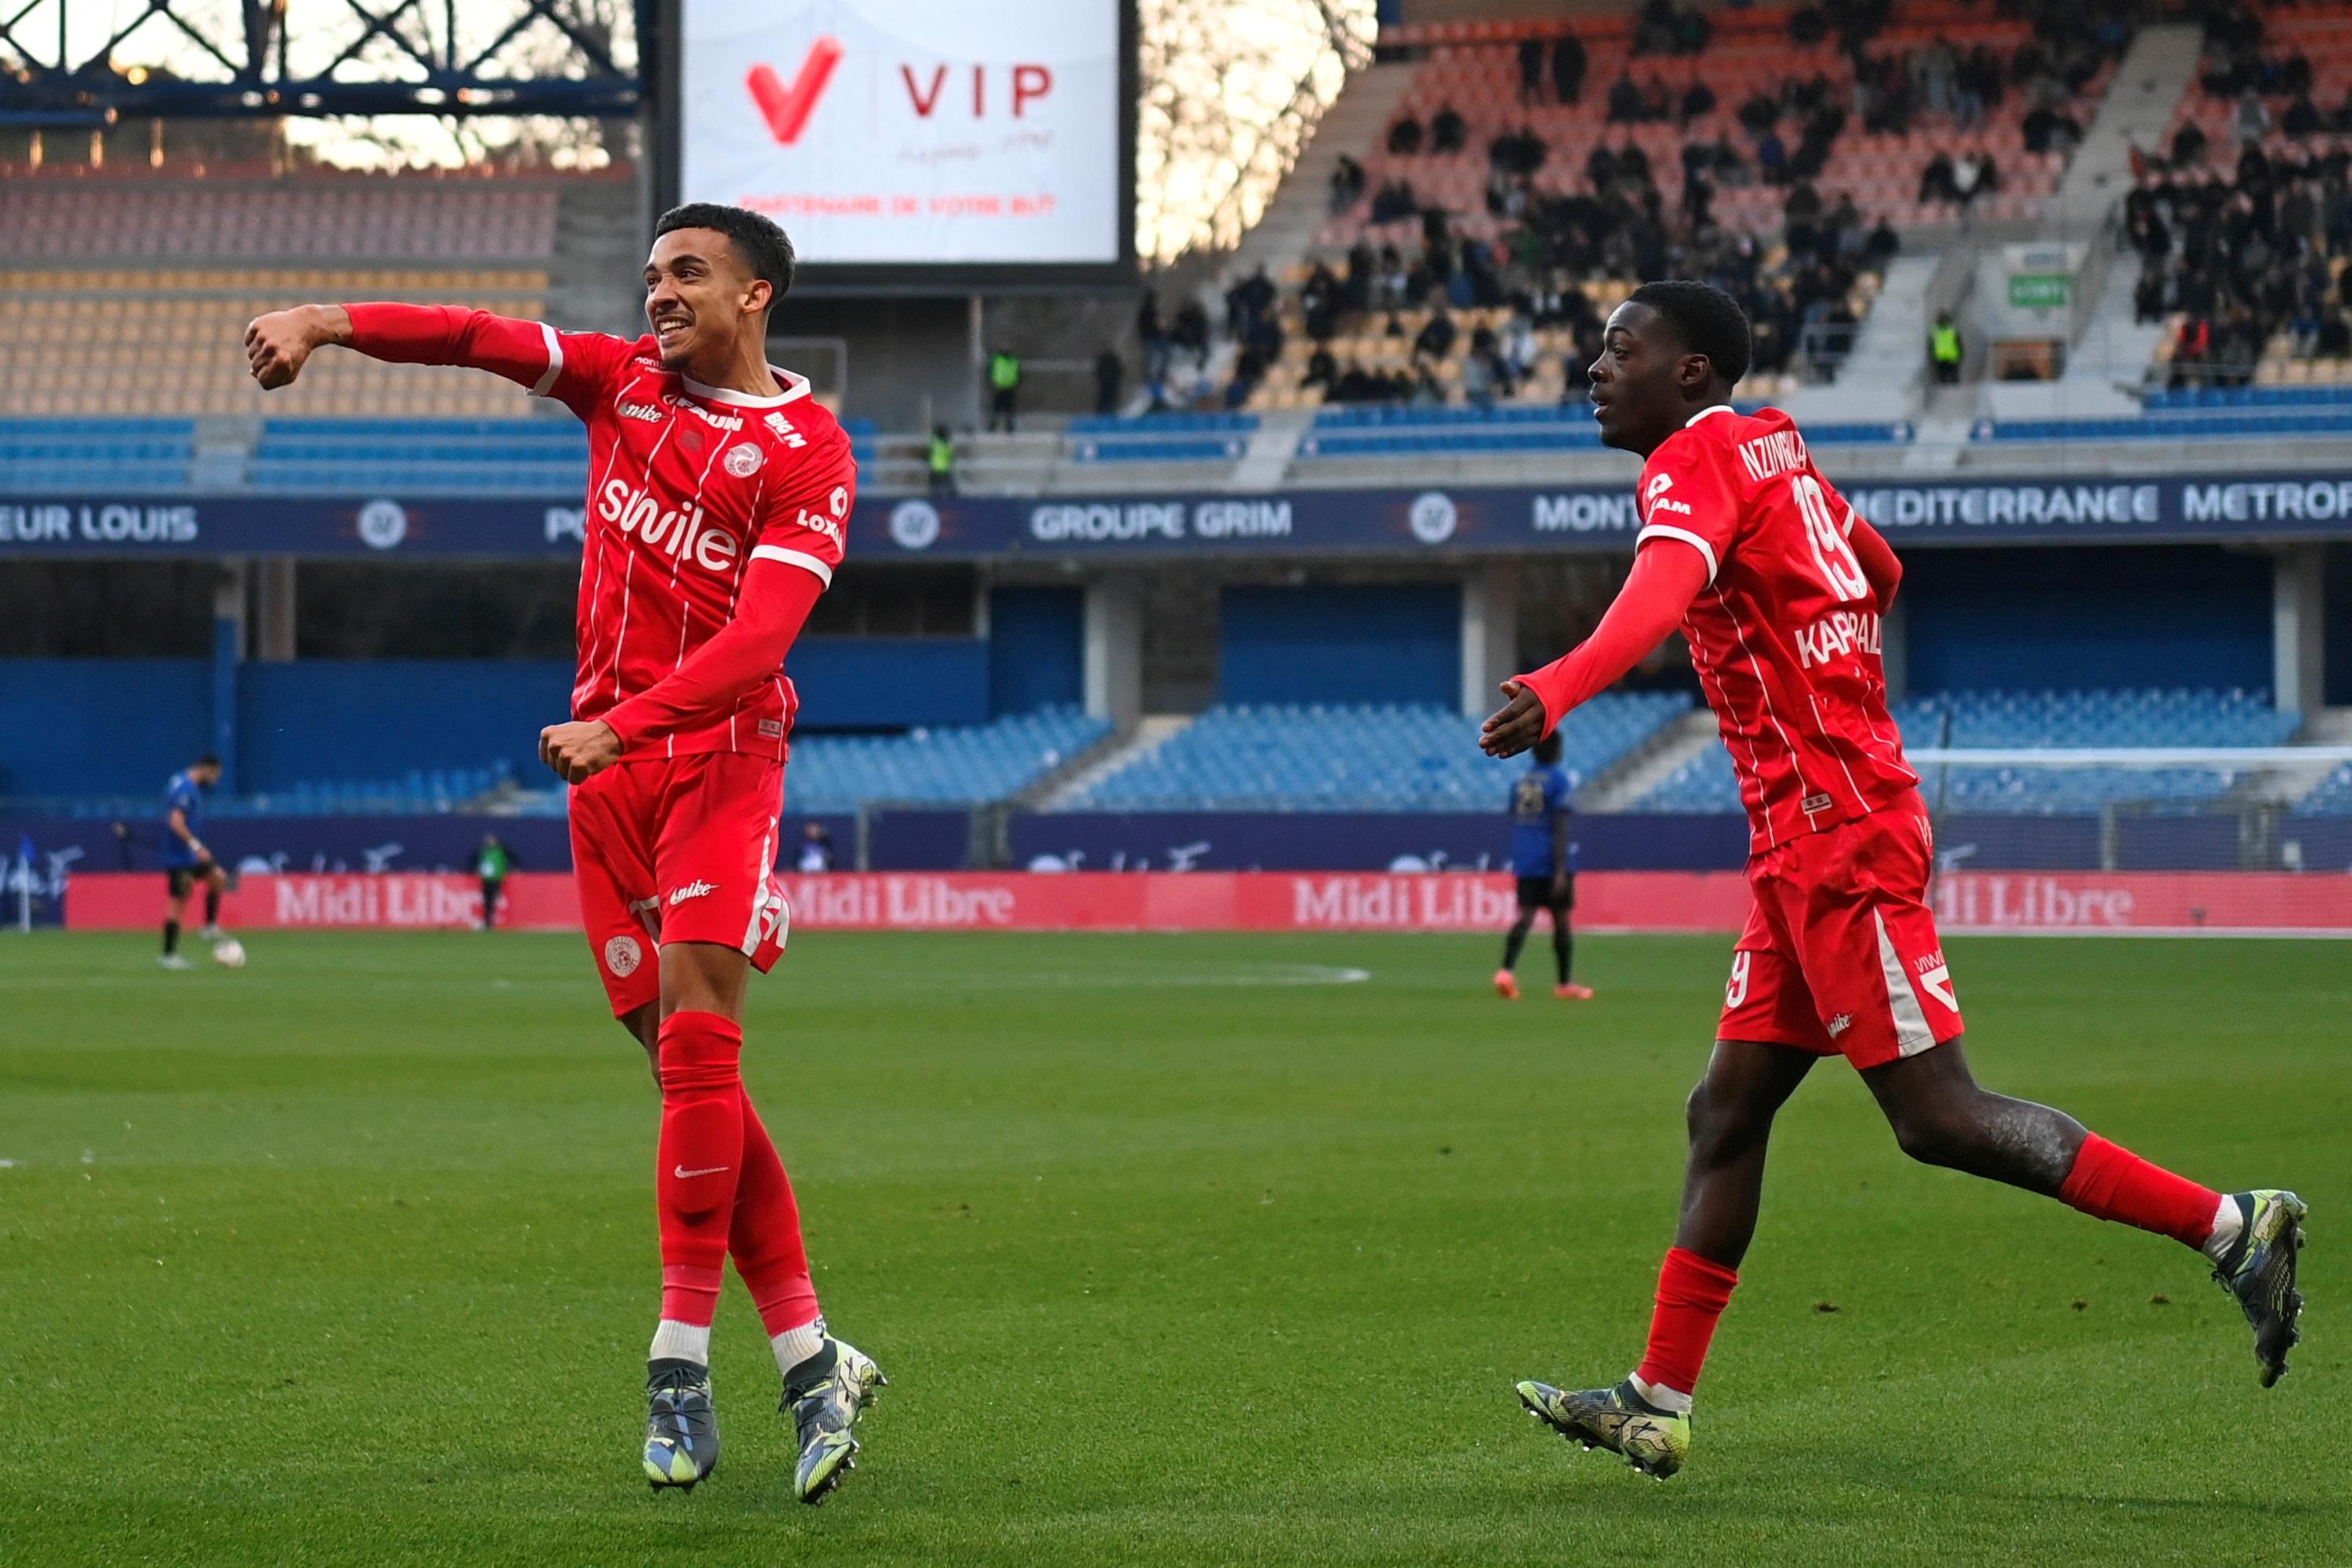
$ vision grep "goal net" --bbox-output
[1911,746,2352,937]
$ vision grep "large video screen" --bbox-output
[676,0,1131,278]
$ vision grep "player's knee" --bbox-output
[1684,1079,1743,1157]
[1888,1105,1971,1168]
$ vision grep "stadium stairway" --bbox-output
[1780,253,1939,429]
[2235,708,2352,809]
[550,179,648,339]
[1240,62,1418,275]
[2049,24,2206,234]
[1577,708,1723,812]
[1037,716,1195,811]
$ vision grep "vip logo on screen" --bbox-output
[746,37,843,146]
[746,33,1059,145]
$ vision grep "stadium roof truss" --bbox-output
[0,0,644,125]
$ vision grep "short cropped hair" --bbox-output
[1629,279,1751,387]
[194,753,222,769]
[654,203,797,306]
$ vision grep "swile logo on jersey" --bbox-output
[595,477,742,574]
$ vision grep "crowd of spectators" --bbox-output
[2133,4,2352,384]
[1124,0,2153,414]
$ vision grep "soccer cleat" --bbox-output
[785,1339,885,1505]
[1516,1377,1691,1479]
[2212,1189,2307,1388]
[1555,982,1595,1000]
[1494,968,1521,1000]
[199,924,224,940]
[158,954,192,970]
[642,1358,720,1490]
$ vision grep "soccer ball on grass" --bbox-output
[211,937,247,969]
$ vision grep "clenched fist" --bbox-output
[244,304,349,390]
[539,720,623,785]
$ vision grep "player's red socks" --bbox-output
[655,1011,749,1330]
[729,1094,822,1364]
[1633,1247,1739,1408]
[2058,1132,2223,1249]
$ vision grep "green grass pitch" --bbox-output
[1,928,2343,1566]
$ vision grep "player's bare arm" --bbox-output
[243,304,352,389]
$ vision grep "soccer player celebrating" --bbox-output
[1482,281,2306,1479]
[1494,732,1592,1000]
[159,753,227,969]
[244,204,882,1504]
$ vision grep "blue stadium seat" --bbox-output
[1301,404,1907,454]
[1639,688,2296,815]
[2296,762,2352,815]
[1981,408,2352,441]
[1066,412,1259,435]
[783,708,1112,811]
[1071,437,1245,463]
[0,417,196,491]
[1064,693,1691,812]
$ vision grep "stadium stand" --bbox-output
[781,709,1112,813]
[0,172,567,419]
[1298,401,1908,456]
[1639,687,2299,813]
[246,417,589,495]
[1066,412,1258,464]
[1065,692,1690,811]
[1203,1,2121,417]
[2132,2,2352,390]
[2296,760,2352,813]
[0,417,195,492]
[51,761,518,819]
[0,269,549,418]
[0,177,560,261]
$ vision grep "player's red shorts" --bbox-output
[568,752,792,1017]
[1717,788,1962,1069]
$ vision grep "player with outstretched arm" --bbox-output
[243,204,881,1505]
[1482,281,2306,1479]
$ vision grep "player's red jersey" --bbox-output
[341,306,855,763]
[1635,404,1916,853]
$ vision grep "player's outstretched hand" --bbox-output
[539,720,622,785]
[244,306,339,390]
[1480,679,1548,758]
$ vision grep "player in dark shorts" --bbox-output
[159,754,227,969]
[1494,732,1592,1000]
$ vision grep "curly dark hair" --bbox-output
[1629,278,1752,387]
[654,202,797,306]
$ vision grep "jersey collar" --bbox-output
[679,367,812,408]
[1684,404,1736,427]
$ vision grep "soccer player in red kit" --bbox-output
[1481,281,2306,1479]
[243,204,881,1504]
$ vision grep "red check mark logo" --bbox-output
[746,36,844,146]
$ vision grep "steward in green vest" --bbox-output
[988,346,1022,431]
